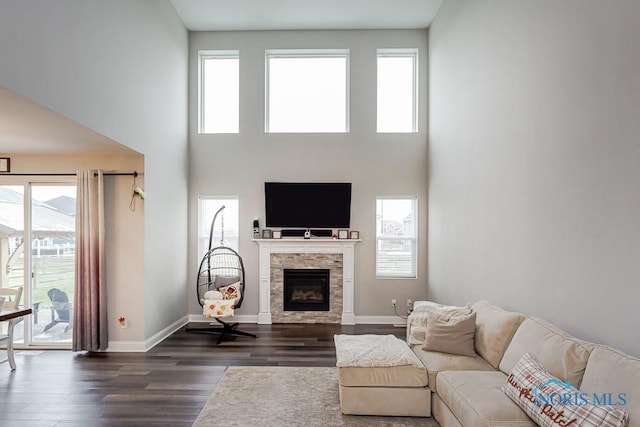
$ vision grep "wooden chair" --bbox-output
[0,287,23,311]
[0,286,23,352]
[0,287,35,328]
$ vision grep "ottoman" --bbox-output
[334,334,431,417]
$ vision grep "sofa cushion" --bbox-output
[436,370,537,427]
[580,346,640,427]
[339,385,432,417]
[423,311,477,357]
[499,317,593,387]
[412,345,495,393]
[432,394,464,427]
[503,352,629,427]
[472,300,526,368]
[338,365,428,388]
[406,301,472,345]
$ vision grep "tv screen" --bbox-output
[265,182,352,228]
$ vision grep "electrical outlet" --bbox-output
[391,299,397,307]
[118,316,128,328]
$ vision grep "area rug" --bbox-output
[193,366,440,427]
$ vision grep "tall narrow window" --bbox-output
[266,49,349,133]
[198,197,239,260]
[377,49,418,133]
[199,50,239,134]
[376,197,417,278]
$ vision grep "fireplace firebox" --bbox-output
[283,269,330,311]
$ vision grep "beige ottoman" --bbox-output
[334,334,431,417]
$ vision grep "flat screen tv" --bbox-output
[265,182,351,229]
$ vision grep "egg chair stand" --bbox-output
[194,317,257,344]
[188,206,256,344]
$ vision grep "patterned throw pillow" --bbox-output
[203,301,235,318]
[218,283,241,300]
[502,353,628,427]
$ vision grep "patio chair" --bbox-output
[44,288,72,333]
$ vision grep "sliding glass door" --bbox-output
[0,185,26,343]
[30,185,75,345]
[0,182,75,347]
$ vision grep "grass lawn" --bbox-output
[8,255,74,306]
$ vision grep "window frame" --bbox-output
[264,49,350,133]
[0,178,77,347]
[376,48,419,134]
[375,196,418,279]
[197,196,240,260]
[198,50,240,134]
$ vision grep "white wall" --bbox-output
[189,30,429,320]
[0,0,189,343]
[429,0,640,356]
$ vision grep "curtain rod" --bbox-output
[4,171,139,177]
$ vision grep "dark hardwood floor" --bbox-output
[0,323,406,426]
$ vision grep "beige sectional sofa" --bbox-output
[336,300,639,426]
[411,300,639,427]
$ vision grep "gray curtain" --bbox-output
[73,170,107,351]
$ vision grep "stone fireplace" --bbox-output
[255,239,359,324]
[271,255,342,323]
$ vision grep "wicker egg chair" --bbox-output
[188,206,256,344]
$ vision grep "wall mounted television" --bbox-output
[265,182,352,229]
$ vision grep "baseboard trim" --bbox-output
[354,315,407,325]
[106,340,148,352]
[188,314,404,325]
[107,314,405,352]
[107,315,189,353]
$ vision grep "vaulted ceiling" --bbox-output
[1,0,441,154]
[0,87,136,154]
[169,0,442,31]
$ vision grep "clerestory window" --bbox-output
[265,49,349,133]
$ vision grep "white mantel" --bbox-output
[254,238,360,325]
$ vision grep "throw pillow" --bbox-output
[471,300,525,369]
[422,311,477,357]
[203,290,223,300]
[214,275,241,287]
[407,301,472,345]
[502,353,629,427]
[218,282,241,300]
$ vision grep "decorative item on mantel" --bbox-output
[349,231,359,239]
[0,157,10,173]
[128,172,145,212]
[253,219,260,239]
